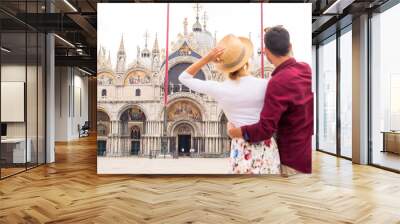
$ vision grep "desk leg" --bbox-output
[382,133,386,153]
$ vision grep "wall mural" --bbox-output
[168,101,202,122]
[178,42,192,56]
[120,107,146,121]
[175,124,193,135]
[98,73,114,86]
[124,70,152,85]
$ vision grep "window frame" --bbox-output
[315,24,353,160]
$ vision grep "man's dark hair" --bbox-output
[264,26,290,56]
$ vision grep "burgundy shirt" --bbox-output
[241,58,313,173]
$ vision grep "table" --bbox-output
[1,138,32,164]
[382,131,400,154]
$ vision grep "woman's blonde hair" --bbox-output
[229,61,249,80]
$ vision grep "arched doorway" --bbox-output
[173,123,194,157]
[97,110,110,156]
[166,100,203,157]
[130,125,141,155]
[120,106,146,156]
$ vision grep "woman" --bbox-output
[179,34,280,174]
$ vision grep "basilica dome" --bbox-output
[190,30,214,55]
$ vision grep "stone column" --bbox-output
[213,138,216,153]
[352,14,369,164]
[148,121,151,135]
[127,139,131,156]
[213,122,216,135]
[142,137,148,154]
[216,138,219,154]
[46,8,56,162]
[116,138,119,156]
[206,138,210,154]
[148,137,150,154]
[149,137,151,154]
[149,137,152,154]
[209,138,212,153]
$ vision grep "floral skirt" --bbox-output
[229,138,281,174]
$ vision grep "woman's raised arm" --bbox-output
[179,47,224,97]
[185,47,224,76]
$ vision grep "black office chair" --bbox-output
[79,121,90,138]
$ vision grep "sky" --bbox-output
[97,3,311,67]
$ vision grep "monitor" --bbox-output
[1,123,7,137]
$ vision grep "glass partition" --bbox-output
[317,36,337,155]
[312,45,317,150]
[1,30,28,177]
[339,28,352,158]
[27,30,38,169]
[370,3,400,171]
[0,1,46,179]
[38,32,45,165]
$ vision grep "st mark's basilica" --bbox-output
[97,6,274,157]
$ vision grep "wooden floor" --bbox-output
[1,167,26,178]
[1,136,400,224]
[373,151,400,171]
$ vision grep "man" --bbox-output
[228,26,313,174]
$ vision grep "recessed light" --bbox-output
[78,67,92,76]
[322,0,354,15]
[63,0,78,12]
[1,47,11,53]
[54,34,75,48]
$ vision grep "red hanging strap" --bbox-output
[164,3,170,105]
[260,1,264,79]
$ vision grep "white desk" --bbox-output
[1,138,31,163]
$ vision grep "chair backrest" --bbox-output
[82,121,90,129]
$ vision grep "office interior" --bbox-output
[0,0,97,179]
[1,0,399,180]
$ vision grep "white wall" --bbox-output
[1,65,36,138]
[55,67,89,141]
[1,63,46,163]
[1,65,26,140]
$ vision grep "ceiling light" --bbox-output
[63,0,78,12]
[78,67,92,76]
[76,48,85,55]
[323,0,355,15]
[54,34,75,48]
[1,47,11,53]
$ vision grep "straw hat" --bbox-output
[214,34,253,74]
